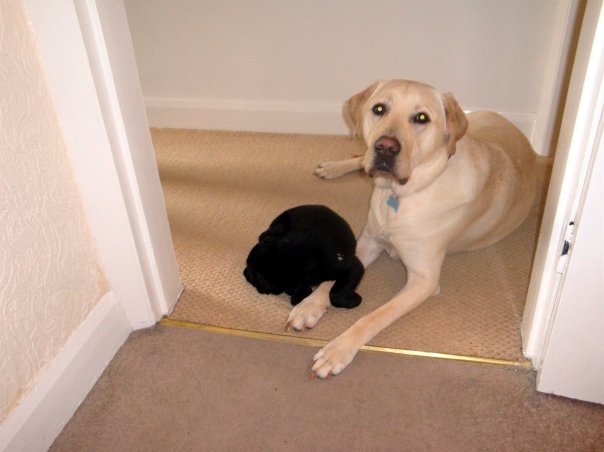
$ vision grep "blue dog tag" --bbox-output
[387,194,399,212]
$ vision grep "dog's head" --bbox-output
[344,80,468,193]
[243,230,286,296]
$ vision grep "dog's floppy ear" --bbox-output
[343,81,382,140]
[442,92,468,156]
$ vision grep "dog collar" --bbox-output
[387,193,399,212]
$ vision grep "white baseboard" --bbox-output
[146,97,351,135]
[145,97,541,154]
[0,291,132,452]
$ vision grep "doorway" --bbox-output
[121,0,585,365]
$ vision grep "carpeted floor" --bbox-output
[50,324,604,451]
[153,128,541,362]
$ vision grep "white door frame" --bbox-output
[24,0,182,329]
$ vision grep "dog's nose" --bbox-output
[374,136,401,157]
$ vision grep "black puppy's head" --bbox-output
[243,231,286,296]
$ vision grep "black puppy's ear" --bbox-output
[258,223,286,242]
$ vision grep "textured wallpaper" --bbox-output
[0,0,106,420]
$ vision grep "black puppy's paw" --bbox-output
[289,285,313,306]
[330,291,362,309]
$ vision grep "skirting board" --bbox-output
[145,97,539,153]
[0,291,132,452]
[146,97,350,136]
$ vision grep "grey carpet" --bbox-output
[51,325,604,451]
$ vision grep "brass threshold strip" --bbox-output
[160,317,533,369]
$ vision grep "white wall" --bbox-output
[0,0,105,421]
[125,0,570,153]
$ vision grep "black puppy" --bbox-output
[244,205,364,308]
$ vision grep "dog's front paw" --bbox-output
[314,161,346,179]
[285,296,327,332]
[310,333,360,379]
[286,300,326,331]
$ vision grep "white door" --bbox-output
[522,0,604,404]
[537,118,604,403]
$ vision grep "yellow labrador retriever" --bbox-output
[286,80,540,378]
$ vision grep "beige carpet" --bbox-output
[153,128,541,362]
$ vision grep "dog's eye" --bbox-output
[372,103,387,116]
[413,112,430,124]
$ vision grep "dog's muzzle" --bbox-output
[368,136,408,185]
